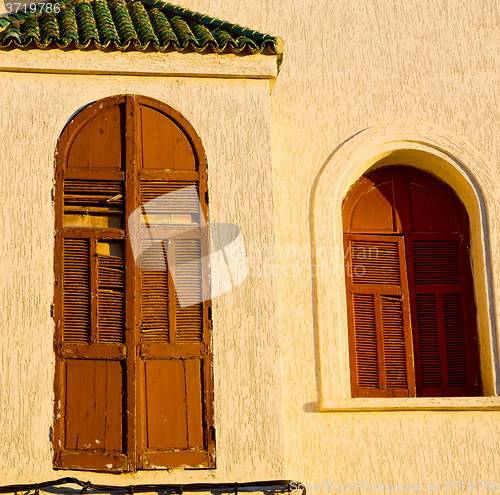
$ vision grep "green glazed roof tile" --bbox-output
[75,2,100,45]
[0,0,283,68]
[93,0,120,44]
[39,12,60,41]
[58,6,79,44]
[148,8,178,45]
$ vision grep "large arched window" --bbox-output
[343,166,481,398]
[53,95,214,472]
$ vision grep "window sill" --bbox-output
[319,397,500,412]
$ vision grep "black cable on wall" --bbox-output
[0,477,306,495]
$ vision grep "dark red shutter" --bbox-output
[403,171,481,396]
[343,167,481,398]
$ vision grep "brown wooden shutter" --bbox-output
[345,236,415,397]
[134,98,213,468]
[343,167,481,398]
[137,177,212,468]
[55,105,129,470]
[54,95,214,472]
[406,237,481,396]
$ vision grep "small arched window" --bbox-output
[53,95,214,472]
[343,166,481,398]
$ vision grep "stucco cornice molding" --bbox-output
[0,49,278,81]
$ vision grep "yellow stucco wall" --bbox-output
[3,0,500,491]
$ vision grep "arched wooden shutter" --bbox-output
[135,100,211,468]
[343,167,481,398]
[401,171,481,397]
[343,171,416,397]
[54,95,214,472]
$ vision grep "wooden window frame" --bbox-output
[53,95,215,472]
[342,166,482,399]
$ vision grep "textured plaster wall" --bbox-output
[171,0,500,488]
[0,72,284,483]
[4,0,500,489]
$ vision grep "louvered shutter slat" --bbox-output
[350,241,400,285]
[412,240,461,285]
[140,242,169,343]
[353,293,379,388]
[63,239,91,343]
[443,294,469,387]
[174,239,203,343]
[381,296,407,389]
[97,255,125,344]
[415,294,442,388]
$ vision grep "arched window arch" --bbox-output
[343,166,481,398]
[53,95,214,472]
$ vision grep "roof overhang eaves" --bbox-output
[0,47,278,81]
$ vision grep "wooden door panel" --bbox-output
[140,105,196,171]
[64,360,124,452]
[144,359,194,450]
[67,104,125,171]
[408,182,457,233]
[142,358,205,451]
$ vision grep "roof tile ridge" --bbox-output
[140,0,279,43]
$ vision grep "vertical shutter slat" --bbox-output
[174,238,203,343]
[353,293,379,388]
[140,242,169,342]
[415,294,442,388]
[381,296,407,388]
[97,254,125,344]
[443,294,469,387]
[63,239,91,343]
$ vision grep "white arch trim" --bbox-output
[313,122,500,411]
